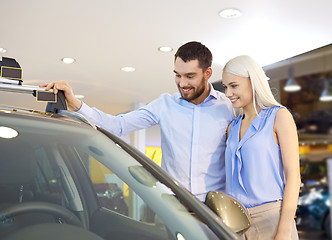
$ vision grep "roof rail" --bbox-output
[0,81,95,128]
[0,79,46,93]
[57,110,97,129]
[0,79,67,113]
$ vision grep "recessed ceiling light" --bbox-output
[121,67,135,72]
[0,48,7,53]
[158,46,173,53]
[61,57,76,64]
[74,94,84,99]
[219,8,242,19]
[0,126,18,139]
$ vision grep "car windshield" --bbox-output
[0,111,230,240]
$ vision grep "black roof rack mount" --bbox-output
[0,81,96,128]
[0,79,67,113]
[0,56,67,113]
[0,57,67,113]
[0,57,23,85]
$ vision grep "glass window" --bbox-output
[77,148,170,225]
[33,148,63,205]
[0,114,222,240]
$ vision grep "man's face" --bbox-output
[174,58,211,105]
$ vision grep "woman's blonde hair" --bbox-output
[223,55,281,115]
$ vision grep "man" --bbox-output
[43,41,233,201]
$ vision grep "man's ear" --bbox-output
[204,67,213,80]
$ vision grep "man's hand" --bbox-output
[39,80,82,111]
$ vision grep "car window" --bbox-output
[77,149,166,223]
[0,113,223,240]
[0,144,83,210]
[72,136,220,239]
[34,148,63,205]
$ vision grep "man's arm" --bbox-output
[40,80,160,136]
[78,102,159,136]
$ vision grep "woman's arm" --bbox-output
[273,108,301,240]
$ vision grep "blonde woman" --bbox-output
[222,55,301,240]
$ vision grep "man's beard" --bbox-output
[178,78,206,102]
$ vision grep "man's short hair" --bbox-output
[175,41,212,70]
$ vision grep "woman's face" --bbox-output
[222,71,253,109]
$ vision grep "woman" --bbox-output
[222,55,301,240]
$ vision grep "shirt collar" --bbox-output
[208,83,218,100]
[251,109,267,130]
[235,109,266,131]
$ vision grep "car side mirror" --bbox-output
[205,191,252,234]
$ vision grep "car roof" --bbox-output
[0,105,96,129]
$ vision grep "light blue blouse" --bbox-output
[225,106,285,208]
[78,84,233,201]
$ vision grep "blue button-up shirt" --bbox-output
[78,85,233,201]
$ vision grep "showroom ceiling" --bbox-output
[0,0,332,115]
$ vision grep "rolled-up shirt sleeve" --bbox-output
[77,101,160,136]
